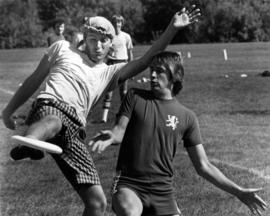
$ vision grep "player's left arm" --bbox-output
[187,144,267,215]
[117,5,201,83]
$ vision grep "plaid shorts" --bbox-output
[26,98,100,188]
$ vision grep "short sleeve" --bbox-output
[106,62,127,91]
[183,111,202,148]
[116,89,136,120]
[44,40,68,66]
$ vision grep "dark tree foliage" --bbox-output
[0,0,45,48]
[0,0,269,48]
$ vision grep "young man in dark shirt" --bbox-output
[90,51,267,216]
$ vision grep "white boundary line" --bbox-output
[210,158,270,180]
[180,152,270,180]
[0,87,14,95]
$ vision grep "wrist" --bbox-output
[167,24,179,33]
[233,186,244,198]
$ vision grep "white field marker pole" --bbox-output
[223,49,228,61]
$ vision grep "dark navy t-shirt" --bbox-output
[116,88,202,181]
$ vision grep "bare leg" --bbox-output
[10,115,62,160]
[77,184,107,216]
[112,187,143,216]
[26,115,62,141]
[102,91,113,123]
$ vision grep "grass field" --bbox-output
[0,42,270,216]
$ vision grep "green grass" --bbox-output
[0,42,270,216]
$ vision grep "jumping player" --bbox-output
[2,7,201,216]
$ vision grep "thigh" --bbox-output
[112,187,143,216]
[146,192,181,216]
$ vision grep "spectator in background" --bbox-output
[72,17,88,51]
[47,18,66,46]
[101,14,133,123]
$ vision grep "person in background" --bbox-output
[101,14,133,123]
[47,18,66,46]
[72,17,88,51]
[2,7,201,216]
[90,51,267,216]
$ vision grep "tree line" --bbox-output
[0,0,269,49]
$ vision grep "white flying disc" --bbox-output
[12,135,63,154]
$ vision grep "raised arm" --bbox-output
[89,115,129,154]
[187,144,267,215]
[118,5,201,83]
[2,55,51,130]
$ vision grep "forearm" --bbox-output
[132,24,177,72]
[128,50,133,62]
[4,55,50,116]
[111,124,125,144]
[140,24,178,67]
[119,24,178,82]
[198,162,243,197]
[3,77,39,115]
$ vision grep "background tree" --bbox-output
[0,0,269,48]
[0,0,45,48]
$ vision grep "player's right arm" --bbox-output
[2,55,51,130]
[187,144,267,215]
[89,115,129,154]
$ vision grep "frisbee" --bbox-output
[12,135,63,154]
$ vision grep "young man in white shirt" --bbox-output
[2,7,201,216]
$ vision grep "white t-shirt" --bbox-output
[108,31,133,61]
[38,40,126,125]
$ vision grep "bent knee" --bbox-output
[114,203,141,216]
[85,198,107,213]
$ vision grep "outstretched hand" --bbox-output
[237,188,267,215]
[171,5,201,29]
[89,130,114,154]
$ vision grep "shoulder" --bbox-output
[48,40,70,48]
[121,31,132,39]
[46,40,72,58]
[174,101,197,119]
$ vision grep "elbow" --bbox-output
[195,161,211,177]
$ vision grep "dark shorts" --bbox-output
[111,173,181,216]
[26,98,100,189]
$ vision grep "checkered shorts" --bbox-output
[26,98,100,188]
